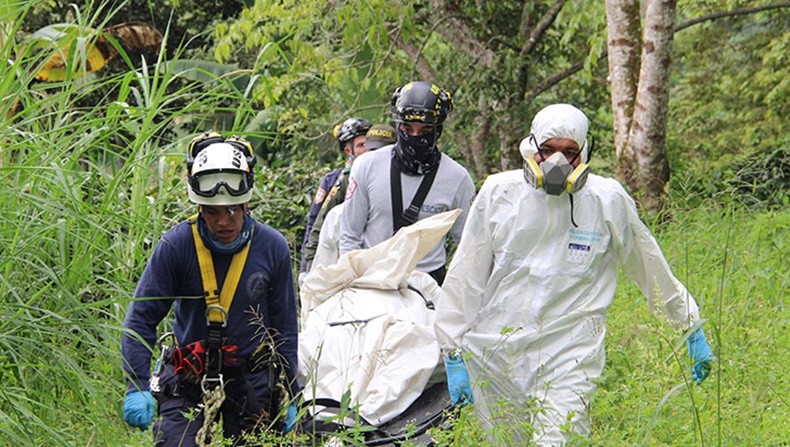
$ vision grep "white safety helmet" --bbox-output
[187,142,254,205]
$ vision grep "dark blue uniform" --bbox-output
[122,218,298,445]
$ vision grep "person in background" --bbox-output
[435,104,713,446]
[306,123,397,272]
[339,81,475,285]
[122,133,299,445]
[299,118,371,276]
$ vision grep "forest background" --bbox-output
[0,0,787,446]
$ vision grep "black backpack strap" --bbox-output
[390,160,439,234]
[390,161,402,234]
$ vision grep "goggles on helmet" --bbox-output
[188,170,253,198]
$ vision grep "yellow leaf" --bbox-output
[34,21,162,82]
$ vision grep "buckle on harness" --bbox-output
[200,373,224,394]
[205,305,228,327]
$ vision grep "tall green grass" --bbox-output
[0,11,274,445]
[588,201,789,446]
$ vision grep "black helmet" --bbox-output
[391,81,454,125]
[334,117,372,150]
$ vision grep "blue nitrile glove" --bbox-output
[444,353,474,406]
[284,403,297,434]
[124,390,155,430]
[686,327,713,385]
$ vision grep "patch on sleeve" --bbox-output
[345,177,357,201]
[313,187,327,204]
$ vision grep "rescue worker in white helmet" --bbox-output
[121,132,300,445]
[435,104,713,446]
[339,81,475,285]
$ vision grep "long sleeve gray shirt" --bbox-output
[339,147,475,273]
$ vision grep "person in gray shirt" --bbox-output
[339,81,475,285]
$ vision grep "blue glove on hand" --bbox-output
[444,353,474,406]
[284,403,297,434]
[124,390,155,430]
[686,327,713,385]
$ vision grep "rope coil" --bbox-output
[195,386,226,446]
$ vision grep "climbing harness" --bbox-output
[150,216,290,443]
[190,215,252,445]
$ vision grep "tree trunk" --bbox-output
[630,0,675,212]
[470,94,491,179]
[606,0,677,213]
[605,0,641,190]
[497,98,523,173]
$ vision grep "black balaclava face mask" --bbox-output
[392,125,442,175]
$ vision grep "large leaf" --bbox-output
[28,21,162,82]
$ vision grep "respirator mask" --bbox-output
[522,135,590,195]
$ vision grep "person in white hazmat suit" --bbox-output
[435,104,714,446]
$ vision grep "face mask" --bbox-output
[396,127,437,162]
[523,151,589,195]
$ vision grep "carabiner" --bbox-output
[200,374,225,394]
[150,332,176,395]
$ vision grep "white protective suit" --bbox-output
[436,105,701,446]
[310,202,343,271]
[300,209,461,426]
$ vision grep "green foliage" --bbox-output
[669,146,790,211]
[594,203,790,446]
[425,405,488,446]
[211,0,612,175]
[19,0,246,61]
[725,147,790,208]
[669,5,789,165]
[212,0,404,165]
[252,158,329,271]
[0,4,282,445]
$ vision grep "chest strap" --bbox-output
[189,215,253,389]
[190,215,252,325]
[390,160,439,234]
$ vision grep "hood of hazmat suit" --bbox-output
[519,103,590,163]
